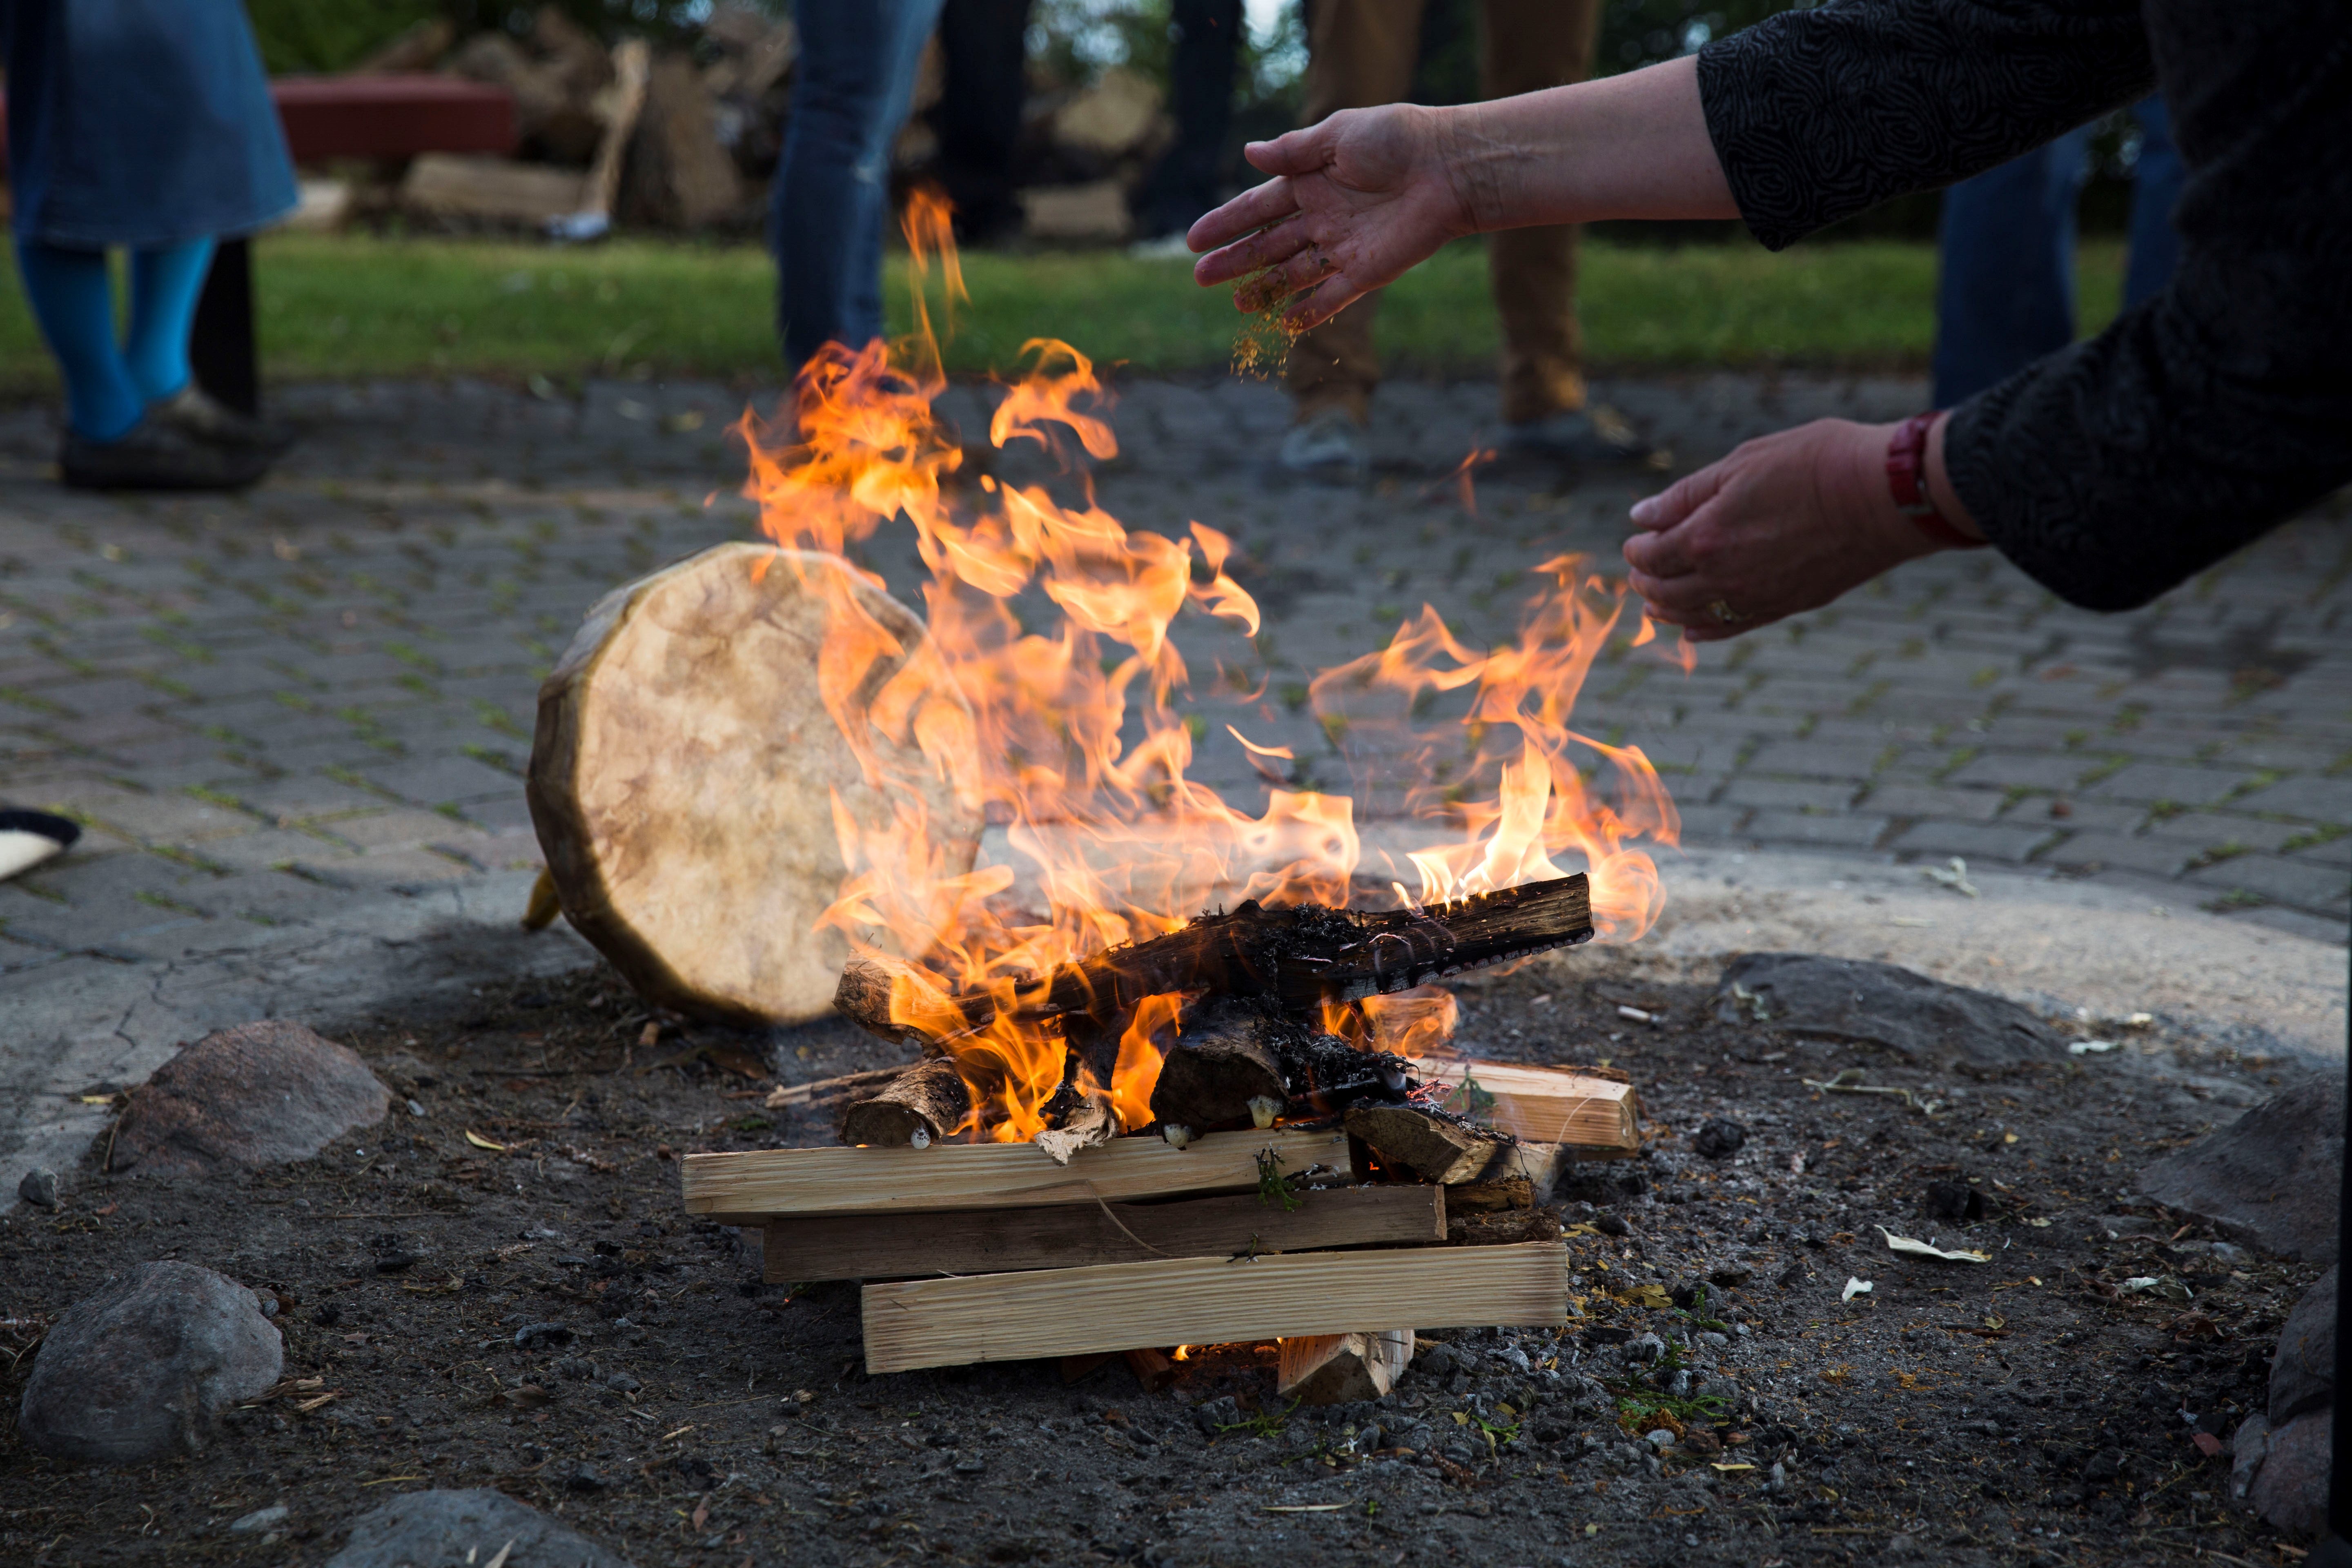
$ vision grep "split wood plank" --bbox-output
[861,1241,1569,1374]
[761,1183,1446,1283]
[683,1126,1350,1222]
[1278,1330,1415,1405]
[1413,1060,1638,1154]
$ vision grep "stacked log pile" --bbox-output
[301,7,1177,241]
[680,872,1644,1391]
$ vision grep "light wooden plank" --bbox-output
[1414,1060,1638,1154]
[862,1241,1568,1374]
[762,1183,1446,1282]
[683,1126,1350,1221]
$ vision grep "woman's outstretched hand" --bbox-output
[1186,105,1476,331]
[1624,418,1978,640]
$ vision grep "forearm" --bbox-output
[1437,56,1738,233]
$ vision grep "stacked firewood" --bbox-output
[679,873,1643,1397]
[311,7,1176,240]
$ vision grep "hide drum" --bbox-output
[528,543,980,1024]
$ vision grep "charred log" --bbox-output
[1147,1002,1287,1136]
[840,1059,972,1148]
[832,874,1592,1047]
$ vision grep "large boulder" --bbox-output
[110,1021,388,1177]
[327,1489,636,1568]
[1714,953,2063,1069]
[18,1261,282,1464]
[2138,1080,2341,1263]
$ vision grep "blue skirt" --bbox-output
[2,0,297,249]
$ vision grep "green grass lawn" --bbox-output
[0,231,2127,396]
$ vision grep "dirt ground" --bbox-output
[0,942,2324,1568]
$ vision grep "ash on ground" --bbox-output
[0,948,2323,1568]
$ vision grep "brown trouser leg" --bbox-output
[1286,0,1423,425]
[1482,0,1599,424]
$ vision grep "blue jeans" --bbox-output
[771,0,946,373]
[1931,97,2184,407]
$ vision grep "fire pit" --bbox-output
[519,195,1679,1390]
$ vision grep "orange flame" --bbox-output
[735,187,1682,1140]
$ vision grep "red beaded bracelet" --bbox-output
[1886,412,1986,549]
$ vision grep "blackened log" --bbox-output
[840,1059,972,1147]
[833,874,1592,1046]
[1147,1002,1287,1136]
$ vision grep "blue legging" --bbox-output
[12,236,216,441]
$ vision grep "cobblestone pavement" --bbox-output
[0,370,2343,1072]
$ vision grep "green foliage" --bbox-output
[1216,1397,1301,1440]
[1254,1147,1303,1212]
[244,0,441,74]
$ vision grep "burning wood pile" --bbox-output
[680,873,1642,1391]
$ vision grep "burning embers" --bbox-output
[829,873,1601,1158]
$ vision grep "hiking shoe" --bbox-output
[148,384,296,457]
[60,416,273,491]
[1500,405,1666,468]
[1279,406,1369,484]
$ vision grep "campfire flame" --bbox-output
[736,188,1682,1142]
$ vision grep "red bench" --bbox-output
[190,76,518,414]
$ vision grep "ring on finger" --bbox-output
[1706,599,1746,625]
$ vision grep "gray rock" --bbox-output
[17,1166,58,1208]
[2232,1413,2271,1501]
[109,1021,388,1177]
[1715,953,2062,1067]
[227,1504,289,1534]
[327,1488,635,1568]
[18,1261,283,1464]
[2272,1266,2336,1424]
[2138,1080,2342,1263]
[2250,1410,2330,1540]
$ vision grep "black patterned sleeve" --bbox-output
[1695,0,2153,251]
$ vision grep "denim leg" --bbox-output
[2123,96,2183,309]
[1930,125,2093,408]
[773,0,947,372]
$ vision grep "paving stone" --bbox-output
[1743,811,1887,849]
[4,373,2346,954]
[1719,777,1860,812]
[1884,820,2061,864]
[2234,775,2352,826]
[2185,853,2351,913]
[1856,784,2008,822]
[2038,831,2196,878]
[2141,811,2306,853]
[2085,762,2263,807]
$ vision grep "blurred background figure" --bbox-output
[1280,0,1652,482]
[2,0,297,490]
[1130,0,1246,248]
[1933,97,2182,407]
[771,0,946,371]
[929,0,1037,247]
